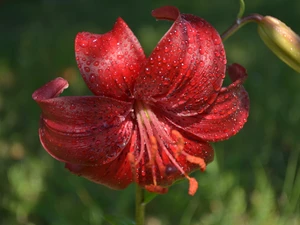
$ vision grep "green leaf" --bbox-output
[103,214,135,225]
[144,191,158,204]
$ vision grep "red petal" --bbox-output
[65,140,133,190]
[75,18,146,100]
[166,64,249,142]
[134,6,226,116]
[33,78,134,165]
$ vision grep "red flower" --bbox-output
[32,6,249,195]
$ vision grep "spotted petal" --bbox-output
[75,18,146,101]
[165,63,249,142]
[134,6,226,116]
[32,77,134,165]
[65,139,134,190]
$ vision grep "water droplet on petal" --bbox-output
[145,67,151,74]
[89,74,96,83]
[213,38,221,45]
[79,40,88,47]
[70,104,76,110]
[199,47,205,55]
[199,60,205,67]
[181,63,188,69]
[187,47,193,54]
[214,50,220,57]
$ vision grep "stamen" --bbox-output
[183,152,206,172]
[171,130,185,157]
[149,136,158,186]
[127,151,137,182]
[149,136,158,163]
[146,109,174,144]
[135,113,147,165]
[145,184,168,194]
[188,177,198,196]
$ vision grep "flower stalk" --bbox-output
[221,13,263,41]
[135,184,146,225]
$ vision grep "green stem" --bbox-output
[221,13,264,41]
[135,184,146,225]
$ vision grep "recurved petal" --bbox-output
[75,18,146,100]
[65,141,133,190]
[33,78,134,165]
[166,63,249,142]
[134,6,226,116]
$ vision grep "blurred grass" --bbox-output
[0,0,299,224]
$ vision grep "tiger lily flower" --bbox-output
[32,6,249,195]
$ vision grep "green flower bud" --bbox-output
[258,16,300,73]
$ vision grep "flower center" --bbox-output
[128,100,206,195]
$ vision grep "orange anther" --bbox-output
[145,184,168,194]
[171,130,185,157]
[186,155,206,171]
[188,177,198,196]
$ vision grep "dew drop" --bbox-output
[93,61,99,66]
[70,104,76,110]
[149,57,154,64]
[199,47,205,55]
[84,67,90,72]
[86,61,91,65]
[129,64,135,71]
[145,67,151,74]
[213,37,221,45]
[214,50,220,57]
[79,40,88,47]
[181,62,188,69]
[89,74,96,83]
[199,60,205,67]
[165,164,177,175]
[187,47,193,54]
[117,54,123,59]
[166,64,171,70]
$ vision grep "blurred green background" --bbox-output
[0,0,299,224]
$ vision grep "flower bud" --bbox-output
[258,16,300,73]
